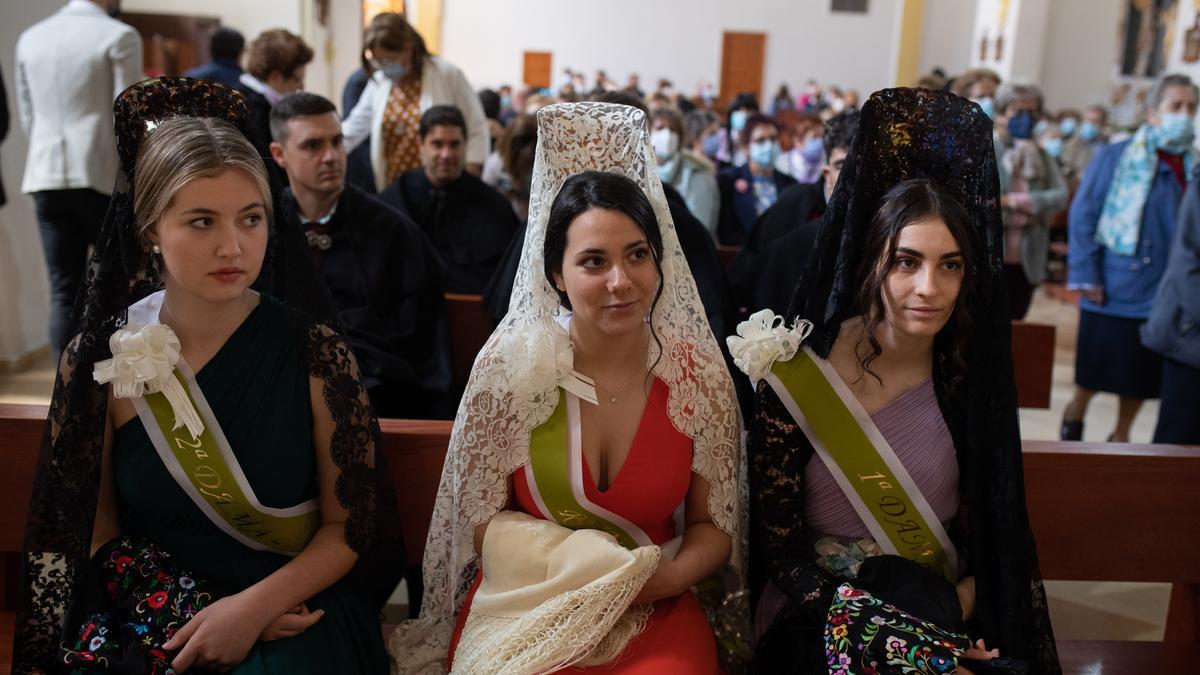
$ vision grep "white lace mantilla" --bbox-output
[387,102,746,672]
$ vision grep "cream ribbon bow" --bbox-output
[93,323,205,440]
[725,309,814,383]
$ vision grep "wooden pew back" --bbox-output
[441,295,1056,409]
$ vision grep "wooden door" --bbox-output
[719,31,766,107]
[123,13,220,77]
[523,51,552,89]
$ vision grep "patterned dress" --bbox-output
[381,78,423,185]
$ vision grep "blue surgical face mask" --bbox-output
[1007,110,1036,140]
[1153,112,1196,154]
[500,95,511,110]
[702,132,722,158]
[374,60,409,82]
[972,97,996,120]
[750,139,781,168]
[1079,121,1101,142]
[1059,117,1078,137]
[1041,137,1063,158]
[800,136,824,162]
[730,110,749,133]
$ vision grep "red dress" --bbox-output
[448,379,720,673]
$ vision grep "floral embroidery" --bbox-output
[61,537,213,674]
[825,583,967,674]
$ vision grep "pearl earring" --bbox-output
[152,244,161,254]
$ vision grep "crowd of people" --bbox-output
[6,1,1200,673]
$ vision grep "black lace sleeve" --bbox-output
[305,322,405,607]
[747,380,838,626]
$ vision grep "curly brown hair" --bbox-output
[853,178,981,391]
[245,29,312,81]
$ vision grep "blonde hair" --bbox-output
[132,117,272,241]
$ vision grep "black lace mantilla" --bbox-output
[14,78,397,673]
[752,88,1061,674]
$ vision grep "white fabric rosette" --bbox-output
[93,323,205,440]
[726,309,814,383]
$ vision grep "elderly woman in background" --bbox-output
[717,114,798,245]
[1063,73,1199,443]
[993,83,1068,319]
[236,29,313,138]
[651,106,720,236]
[342,12,488,192]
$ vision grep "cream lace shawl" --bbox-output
[388,102,747,673]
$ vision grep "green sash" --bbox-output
[765,349,957,582]
[134,362,320,556]
[523,390,655,551]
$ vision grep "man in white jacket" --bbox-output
[15,0,143,359]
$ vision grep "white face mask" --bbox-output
[651,128,680,162]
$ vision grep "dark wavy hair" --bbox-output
[543,170,666,369]
[854,178,981,390]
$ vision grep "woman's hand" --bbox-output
[165,592,272,672]
[956,576,976,621]
[633,554,685,605]
[954,638,1001,674]
[259,603,325,641]
[1080,286,1105,306]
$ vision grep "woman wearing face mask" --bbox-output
[994,83,1068,320]
[715,92,760,168]
[342,12,489,192]
[1061,105,1111,187]
[776,115,824,184]
[716,115,798,245]
[1037,120,1065,164]
[1063,73,1200,443]
[651,107,720,236]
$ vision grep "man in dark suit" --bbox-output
[270,92,452,419]
[378,105,520,294]
[183,27,245,89]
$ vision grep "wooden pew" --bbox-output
[443,293,492,389]
[1011,321,1055,409]
[3,404,1196,672]
[443,293,1056,409]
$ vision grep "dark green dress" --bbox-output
[110,296,389,674]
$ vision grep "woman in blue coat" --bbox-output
[1062,73,1199,442]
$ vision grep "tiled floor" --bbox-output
[0,289,1172,640]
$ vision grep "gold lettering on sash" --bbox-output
[558,509,585,523]
[884,517,924,534]
[199,487,235,504]
[175,436,201,449]
[857,471,894,490]
[878,495,907,517]
[193,465,222,491]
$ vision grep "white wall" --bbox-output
[1039,0,1123,111]
[0,2,56,361]
[918,0,977,77]
[438,0,903,101]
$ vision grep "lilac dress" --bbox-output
[754,378,960,637]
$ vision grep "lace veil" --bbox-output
[15,78,403,673]
[783,88,1060,672]
[389,102,746,671]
